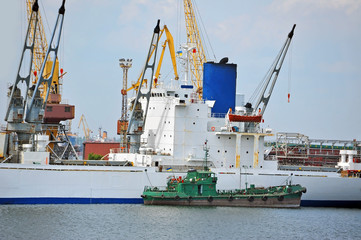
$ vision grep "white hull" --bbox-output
[1,163,360,207]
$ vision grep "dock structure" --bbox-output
[266,132,361,168]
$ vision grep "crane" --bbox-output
[4,0,69,163]
[78,114,92,140]
[228,25,296,124]
[126,20,161,153]
[117,24,178,149]
[183,0,207,97]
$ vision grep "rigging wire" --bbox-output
[248,39,287,107]
[193,0,217,61]
[40,1,52,47]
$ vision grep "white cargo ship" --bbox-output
[1,1,360,207]
[1,82,361,207]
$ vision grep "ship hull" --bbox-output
[0,163,360,207]
[144,197,301,208]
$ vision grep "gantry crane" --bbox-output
[183,0,207,97]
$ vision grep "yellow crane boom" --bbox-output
[78,114,92,140]
[183,0,207,97]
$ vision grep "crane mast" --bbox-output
[183,0,207,97]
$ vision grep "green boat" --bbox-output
[141,169,307,208]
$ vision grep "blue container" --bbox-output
[203,62,237,115]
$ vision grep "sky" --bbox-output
[0,0,360,141]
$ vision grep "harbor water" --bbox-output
[0,204,360,239]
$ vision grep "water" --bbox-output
[0,205,360,240]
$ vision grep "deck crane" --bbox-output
[126,20,161,153]
[183,0,207,98]
[228,25,296,129]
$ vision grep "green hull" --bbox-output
[143,194,302,208]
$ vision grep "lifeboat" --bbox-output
[228,114,262,123]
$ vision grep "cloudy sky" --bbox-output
[0,0,360,141]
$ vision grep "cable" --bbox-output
[193,0,216,61]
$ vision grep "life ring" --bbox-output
[175,195,180,200]
[161,194,165,199]
[247,196,254,202]
[208,196,213,202]
[278,195,284,201]
[262,196,268,201]
[211,127,215,131]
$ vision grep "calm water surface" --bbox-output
[0,204,360,240]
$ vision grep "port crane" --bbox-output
[3,0,77,162]
[78,114,92,141]
[228,25,296,128]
